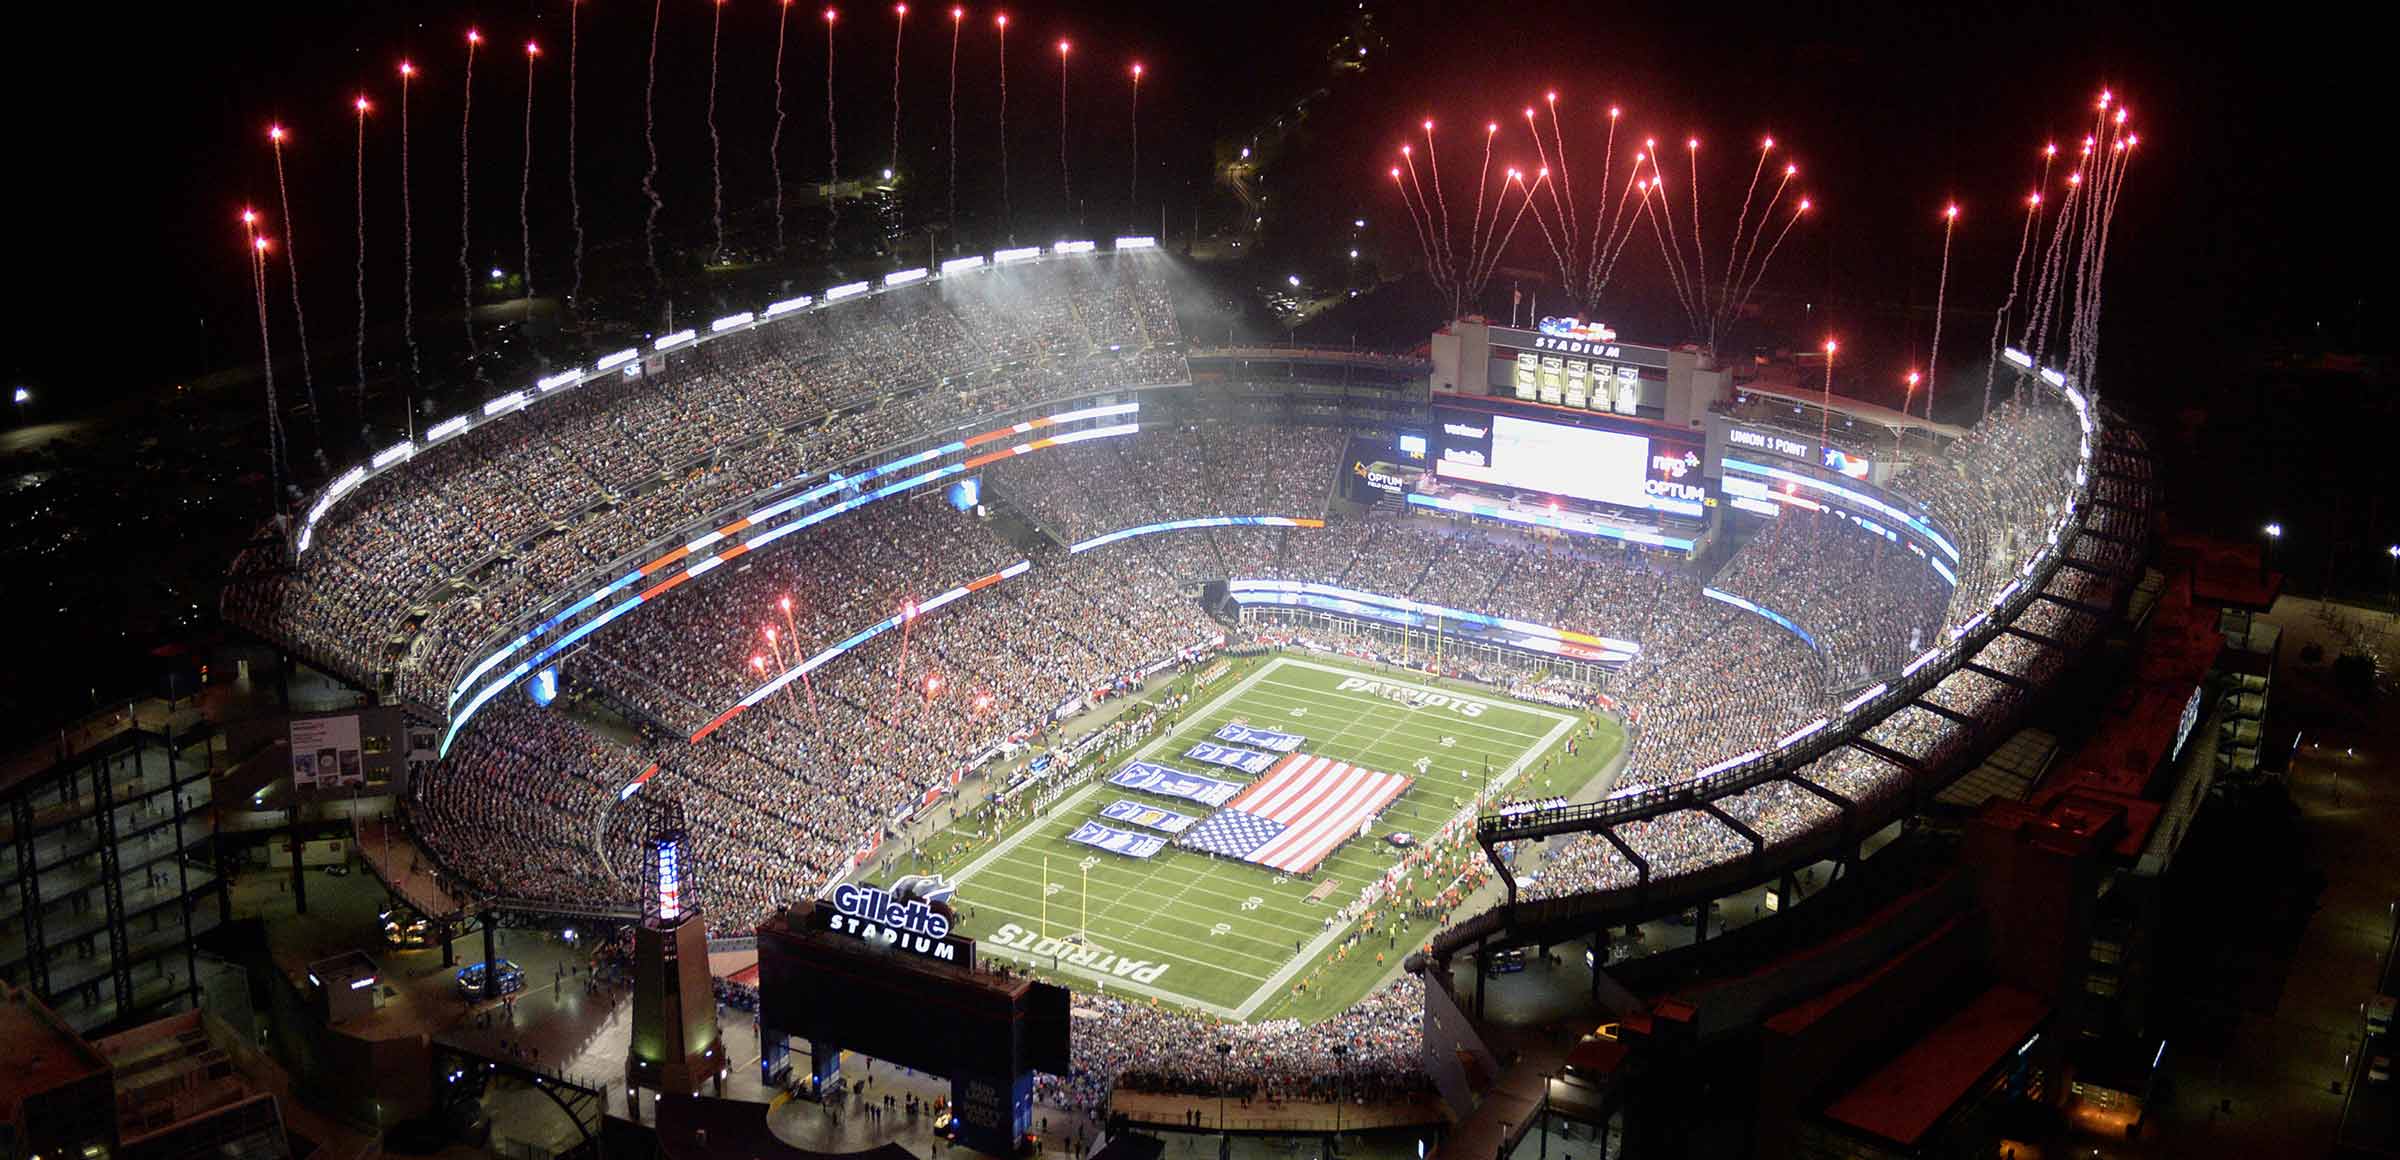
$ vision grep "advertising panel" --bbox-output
[290,714,364,789]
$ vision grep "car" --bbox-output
[455,959,525,999]
[1492,949,1526,974]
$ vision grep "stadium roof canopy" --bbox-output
[1738,381,1971,441]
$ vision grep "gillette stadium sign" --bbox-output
[816,877,974,965]
[1487,322,1673,369]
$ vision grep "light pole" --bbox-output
[2262,522,2283,585]
[2386,544,2398,603]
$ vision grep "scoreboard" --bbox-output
[1426,403,1706,521]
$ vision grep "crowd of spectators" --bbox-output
[226,252,1192,710]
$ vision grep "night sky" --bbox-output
[17,0,2377,403]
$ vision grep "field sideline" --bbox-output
[937,653,1623,1021]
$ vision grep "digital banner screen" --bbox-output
[1436,412,1652,510]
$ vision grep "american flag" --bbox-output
[1177,754,1412,875]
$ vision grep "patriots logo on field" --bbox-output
[887,874,958,907]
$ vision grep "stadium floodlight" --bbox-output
[325,465,368,500]
[1842,683,1889,714]
[1114,236,1158,250]
[2038,367,2067,387]
[594,347,640,372]
[710,311,756,333]
[994,246,1041,264]
[370,441,417,469]
[2264,522,2282,538]
[1776,719,1829,749]
[885,268,929,287]
[653,329,697,351]
[1288,274,1302,287]
[1901,648,1943,677]
[1694,750,1762,779]
[1051,239,1096,255]
[482,390,529,416]
[940,255,986,274]
[426,415,470,442]
[537,368,584,391]
[10,386,26,405]
[826,280,872,301]
[2001,347,2034,368]
[764,295,814,317]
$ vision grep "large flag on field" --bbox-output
[1107,762,1243,807]
[1066,820,1166,859]
[1213,723,1306,752]
[1183,741,1279,775]
[1178,753,1413,875]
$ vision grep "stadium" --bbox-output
[221,219,2155,1132]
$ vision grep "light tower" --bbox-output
[626,798,725,1121]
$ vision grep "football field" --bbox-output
[941,654,1622,1021]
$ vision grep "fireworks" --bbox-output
[948,6,963,231]
[267,125,321,450]
[826,7,841,243]
[568,0,584,303]
[460,29,483,376]
[996,12,1011,239]
[1387,117,1551,319]
[1057,38,1071,225]
[709,0,727,262]
[244,210,286,508]
[521,42,541,309]
[891,3,907,182]
[354,97,370,417]
[398,61,420,394]
[642,0,665,284]
[1392,96,1810,344]
[1924,203,1957,421]
[772,0,795,254]
[1129,61,1142,228]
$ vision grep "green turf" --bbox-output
[932,653,1625,1022]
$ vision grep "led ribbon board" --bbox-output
[1403,492,1697,550]
[1067,516,1324,554]
[1701,586,1821,653]
[1718,456,1960,563]
[1225,579,1639,658]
